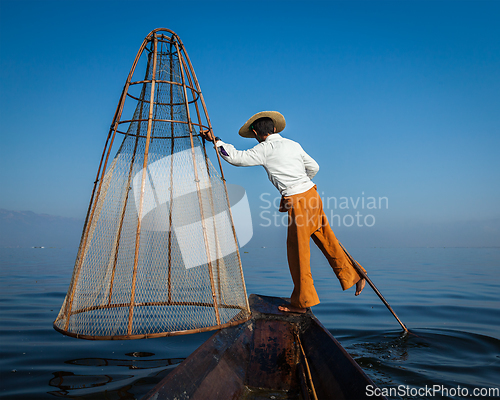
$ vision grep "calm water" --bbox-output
[0,246,499,399]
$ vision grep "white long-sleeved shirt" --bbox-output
[215,134,319,196]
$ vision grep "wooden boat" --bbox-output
[142,294,387,400]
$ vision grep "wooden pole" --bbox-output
[338,241,409,332]
[107,50,152,306]
[178,52,224,307]
[296,331,318,400]
[167,39,174,304]
[128,34,159,335]
[173,35,221,326]
[180,40,250,313]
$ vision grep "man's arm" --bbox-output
[215,140,264,167]
[200,128,264,167]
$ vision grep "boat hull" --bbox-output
[142,294,386,400]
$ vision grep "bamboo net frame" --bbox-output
[54,28,250,340]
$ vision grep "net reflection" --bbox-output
[64,355,185,369]
[48,355,184,398]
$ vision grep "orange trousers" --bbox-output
[281,186,366,308]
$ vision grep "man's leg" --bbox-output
[312,210,366,295]
[279,196,320,312]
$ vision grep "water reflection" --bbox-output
[47,356,185,398]
[64,356,184,370]
[48,371,132,394]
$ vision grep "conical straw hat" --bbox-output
[238,111,286,138]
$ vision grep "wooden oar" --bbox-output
[338,241,409,333]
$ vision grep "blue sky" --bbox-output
[1,0,499,247]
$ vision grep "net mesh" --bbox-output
[54,30,250,339]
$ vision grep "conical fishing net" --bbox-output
[54,29,250,340]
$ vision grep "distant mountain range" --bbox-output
[0,209,84,248]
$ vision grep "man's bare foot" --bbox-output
[278,305,307,314]
[355,278,366,296]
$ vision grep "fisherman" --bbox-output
[201,111,365,313]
